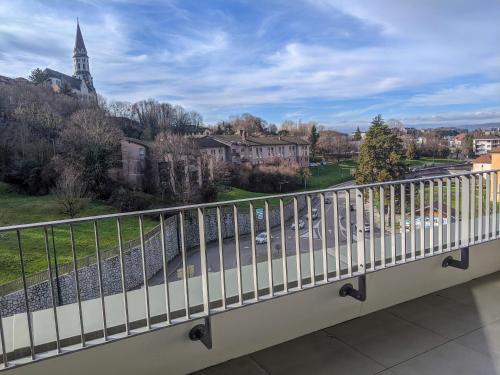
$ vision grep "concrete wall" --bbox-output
[4,239,500,375]
[0,197,308,317]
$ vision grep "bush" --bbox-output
[108,188,163,212]
[230,160,304,193]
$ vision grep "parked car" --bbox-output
[324,197,332,204]
[305,208,319,221]
[255,232,269,244]
[291,219,305,230]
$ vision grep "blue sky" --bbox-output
[1,0,499,131]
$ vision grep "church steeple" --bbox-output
[72,20,95,95]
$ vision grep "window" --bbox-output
[139,148,146,160]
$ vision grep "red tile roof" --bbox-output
[472,154,492,164]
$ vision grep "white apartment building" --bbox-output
[473,137,500,155]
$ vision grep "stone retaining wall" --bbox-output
[0,196,308,317]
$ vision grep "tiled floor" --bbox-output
[196,272,500,375]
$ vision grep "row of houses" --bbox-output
[121,132,311,191]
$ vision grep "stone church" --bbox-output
[44,21,97,101]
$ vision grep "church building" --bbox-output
[44,21,97,101]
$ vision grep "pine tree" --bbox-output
[309,124,319,159]
[356,115,406,184]
[353,127,362,141]
[28,68,48,85]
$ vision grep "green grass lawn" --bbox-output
[306,160,357,189]
[0,183,156,284]
[406,157,462,167]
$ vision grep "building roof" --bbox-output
[474,136,500,141]
[454,133,467,141]
[211,134,310,147]
[195,136,228,149]
[44,68,82,90]
[472,154,492,164]
[491,147,500,153]
[74,21,87,52]
[122,137,151,148]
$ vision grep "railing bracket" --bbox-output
[442,247,469,270]
[339,275,366,301]
[189,316,212,349]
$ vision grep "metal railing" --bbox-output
[0,169,499,369]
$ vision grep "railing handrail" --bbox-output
[1,169,499,233]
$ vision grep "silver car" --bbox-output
[255,232,269,244]
[291,219,305,230]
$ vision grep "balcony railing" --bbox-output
[0,169,499,369]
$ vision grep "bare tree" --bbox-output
[53,167,89,218]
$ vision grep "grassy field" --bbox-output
[306,160,357,189]
[0,183,156,284]
[406,157,462,167]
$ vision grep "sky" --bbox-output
[0,0,499,131]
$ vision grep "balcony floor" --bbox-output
[195,271,500,375]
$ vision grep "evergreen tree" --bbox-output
[461,134,474,158]
[28,68,48,85]
[353,126,362,141]
[356,115,406,184]
[309,123,319,159]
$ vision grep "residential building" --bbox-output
[473,136,500,155]
[449,133,467,148]
[120,138,150,190]
[195,136,229,162]
[471,153,492,172]
[210,132,310,167]
[44,21,96,101]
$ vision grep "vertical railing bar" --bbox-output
[446,178,452,251]
[159,214,171,324]
[216,207,227,309]
[197,208,210,314]
[93,221,108,340]
[380,186,385,267]
[0,298,7,367]
[419,182,425,258]
[116,218,131,333]
[179,211,190,319]
[438,179,443,253]
[16,230,35,359]
[454,176,460,249]
[345,190,352,276]
[355,188,366,274]
[333,192,340,278]
[461,176,470,246]
[400,183,406,261]
[368,188,375,270]
[293,197,302,288]
[233,205,243,304]
[319,194,327,282]
[69,224,85,347]
[249,203,259,299]
[307,195,315,285]
[410,182,416,259]
[493,172,498,238]
[390,185,396,264]
[279,199,289,291]
[478,175,483,242]
[43,227,60,353]
[264,200,274,296]
[485,173,491,240]
[470,175,476,244]
[429,180,434,254]
[138,216,151,329]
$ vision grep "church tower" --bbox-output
[72,20,96,96]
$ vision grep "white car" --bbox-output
[291,219,305,230]
[305,208,319,221]
[255,232,269,244]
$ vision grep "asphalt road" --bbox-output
[149,180,365,285]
